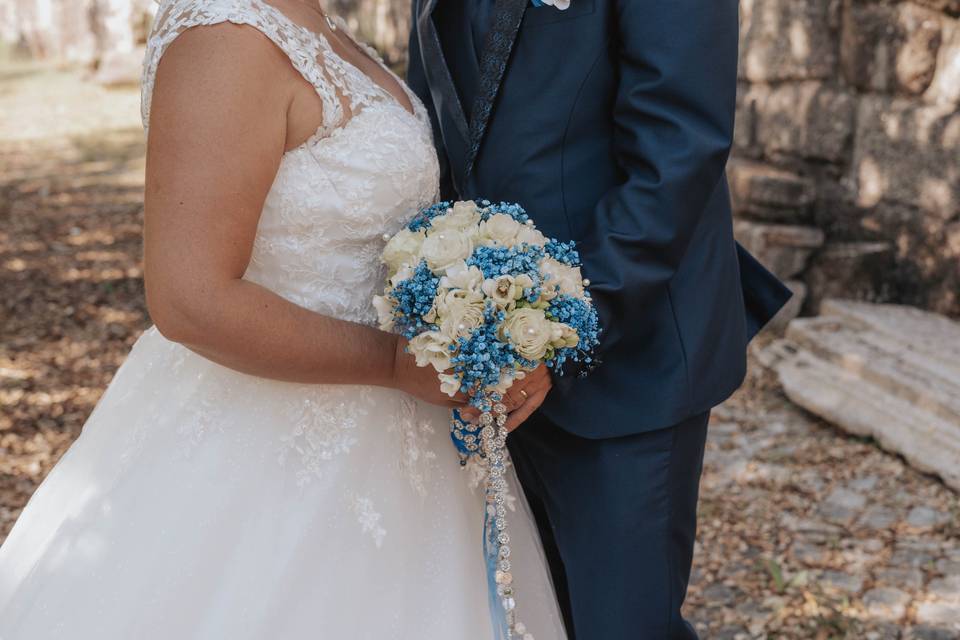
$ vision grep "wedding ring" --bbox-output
[519,389,528,400]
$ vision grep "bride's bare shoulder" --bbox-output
[156,20,293,94]
[147,20,298,140]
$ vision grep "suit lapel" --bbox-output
[465,0,529,179]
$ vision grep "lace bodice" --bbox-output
[142,0,440,325]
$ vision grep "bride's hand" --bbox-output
[391,337,469,409]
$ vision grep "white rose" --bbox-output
[550,321,580,349]
[540,257,585,297]
[515,224,548,247]
[481,274,534,308]
[382,229,426,273]
[438,373,462,397]
[500,307,554,361]
[439,261,484,292]
[479,213,523,247]
[421,229,474,272]
[408,330,454,372]
[431,201,482,233]
[437,289,486,340]
[372,294,396,331]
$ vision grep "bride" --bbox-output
[0,0,566,637]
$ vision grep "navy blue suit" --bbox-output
[407,0,792,636]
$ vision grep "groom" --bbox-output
[408,0,791,637]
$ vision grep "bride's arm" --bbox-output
[143,23,457,407]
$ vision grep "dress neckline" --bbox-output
[255,0,418,119]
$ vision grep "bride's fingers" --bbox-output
[505,387,549,433]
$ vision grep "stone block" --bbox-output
[925,16,960,105]
[735,220,825,279]
[740,82,856,162]
[727,159,815,221]
[773,300,960,492]
[863,587,912,621]
[740,0,838,82]
[818,570,864,595]
[842,1,944,95]
[915,601,960,628]
[914,0,960,16]
[804,240,892,312]
[852,95,960,219]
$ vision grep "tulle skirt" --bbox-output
[0,327,565,639]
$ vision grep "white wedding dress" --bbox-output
[0,1,565,638]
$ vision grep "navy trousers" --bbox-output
[507,411,710,639]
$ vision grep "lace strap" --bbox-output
[141,0,344,134]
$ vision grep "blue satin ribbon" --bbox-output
[484,500,510,639]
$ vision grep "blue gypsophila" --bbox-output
[544,239,581,266]
[546,295,601,370]
[449,307,524,404]
[407,201,453,232]
[388,261,439,338]
[479,201,531,224]
[467,245,546,280]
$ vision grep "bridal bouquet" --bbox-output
[374,200,600,639]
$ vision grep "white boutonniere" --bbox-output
[531,0,570,9]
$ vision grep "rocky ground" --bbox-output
[1,62,958,639]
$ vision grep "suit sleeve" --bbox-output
[406,0,456,201]
[575,0,739,366]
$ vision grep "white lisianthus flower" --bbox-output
[421,229,474,272]
[408,330,454,372]
[500,307,554,361]
[540,257,585,297]
[372,294,396,331]
[382,228,426,274]
[431,201,482,234]
[550,321,580,349]
[437,289,486,340]
[515,224,548,247]
[479,213,524,247]
[439,261,484,292]
[482,274,534,308]
[438,373,462,397]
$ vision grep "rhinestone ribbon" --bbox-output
[452,396,534,640]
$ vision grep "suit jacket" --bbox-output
[407,0,792,437]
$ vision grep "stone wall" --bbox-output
[733,0,960,319]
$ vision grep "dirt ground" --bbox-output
[1,61,958,639]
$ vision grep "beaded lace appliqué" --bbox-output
[350,494,387,548]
